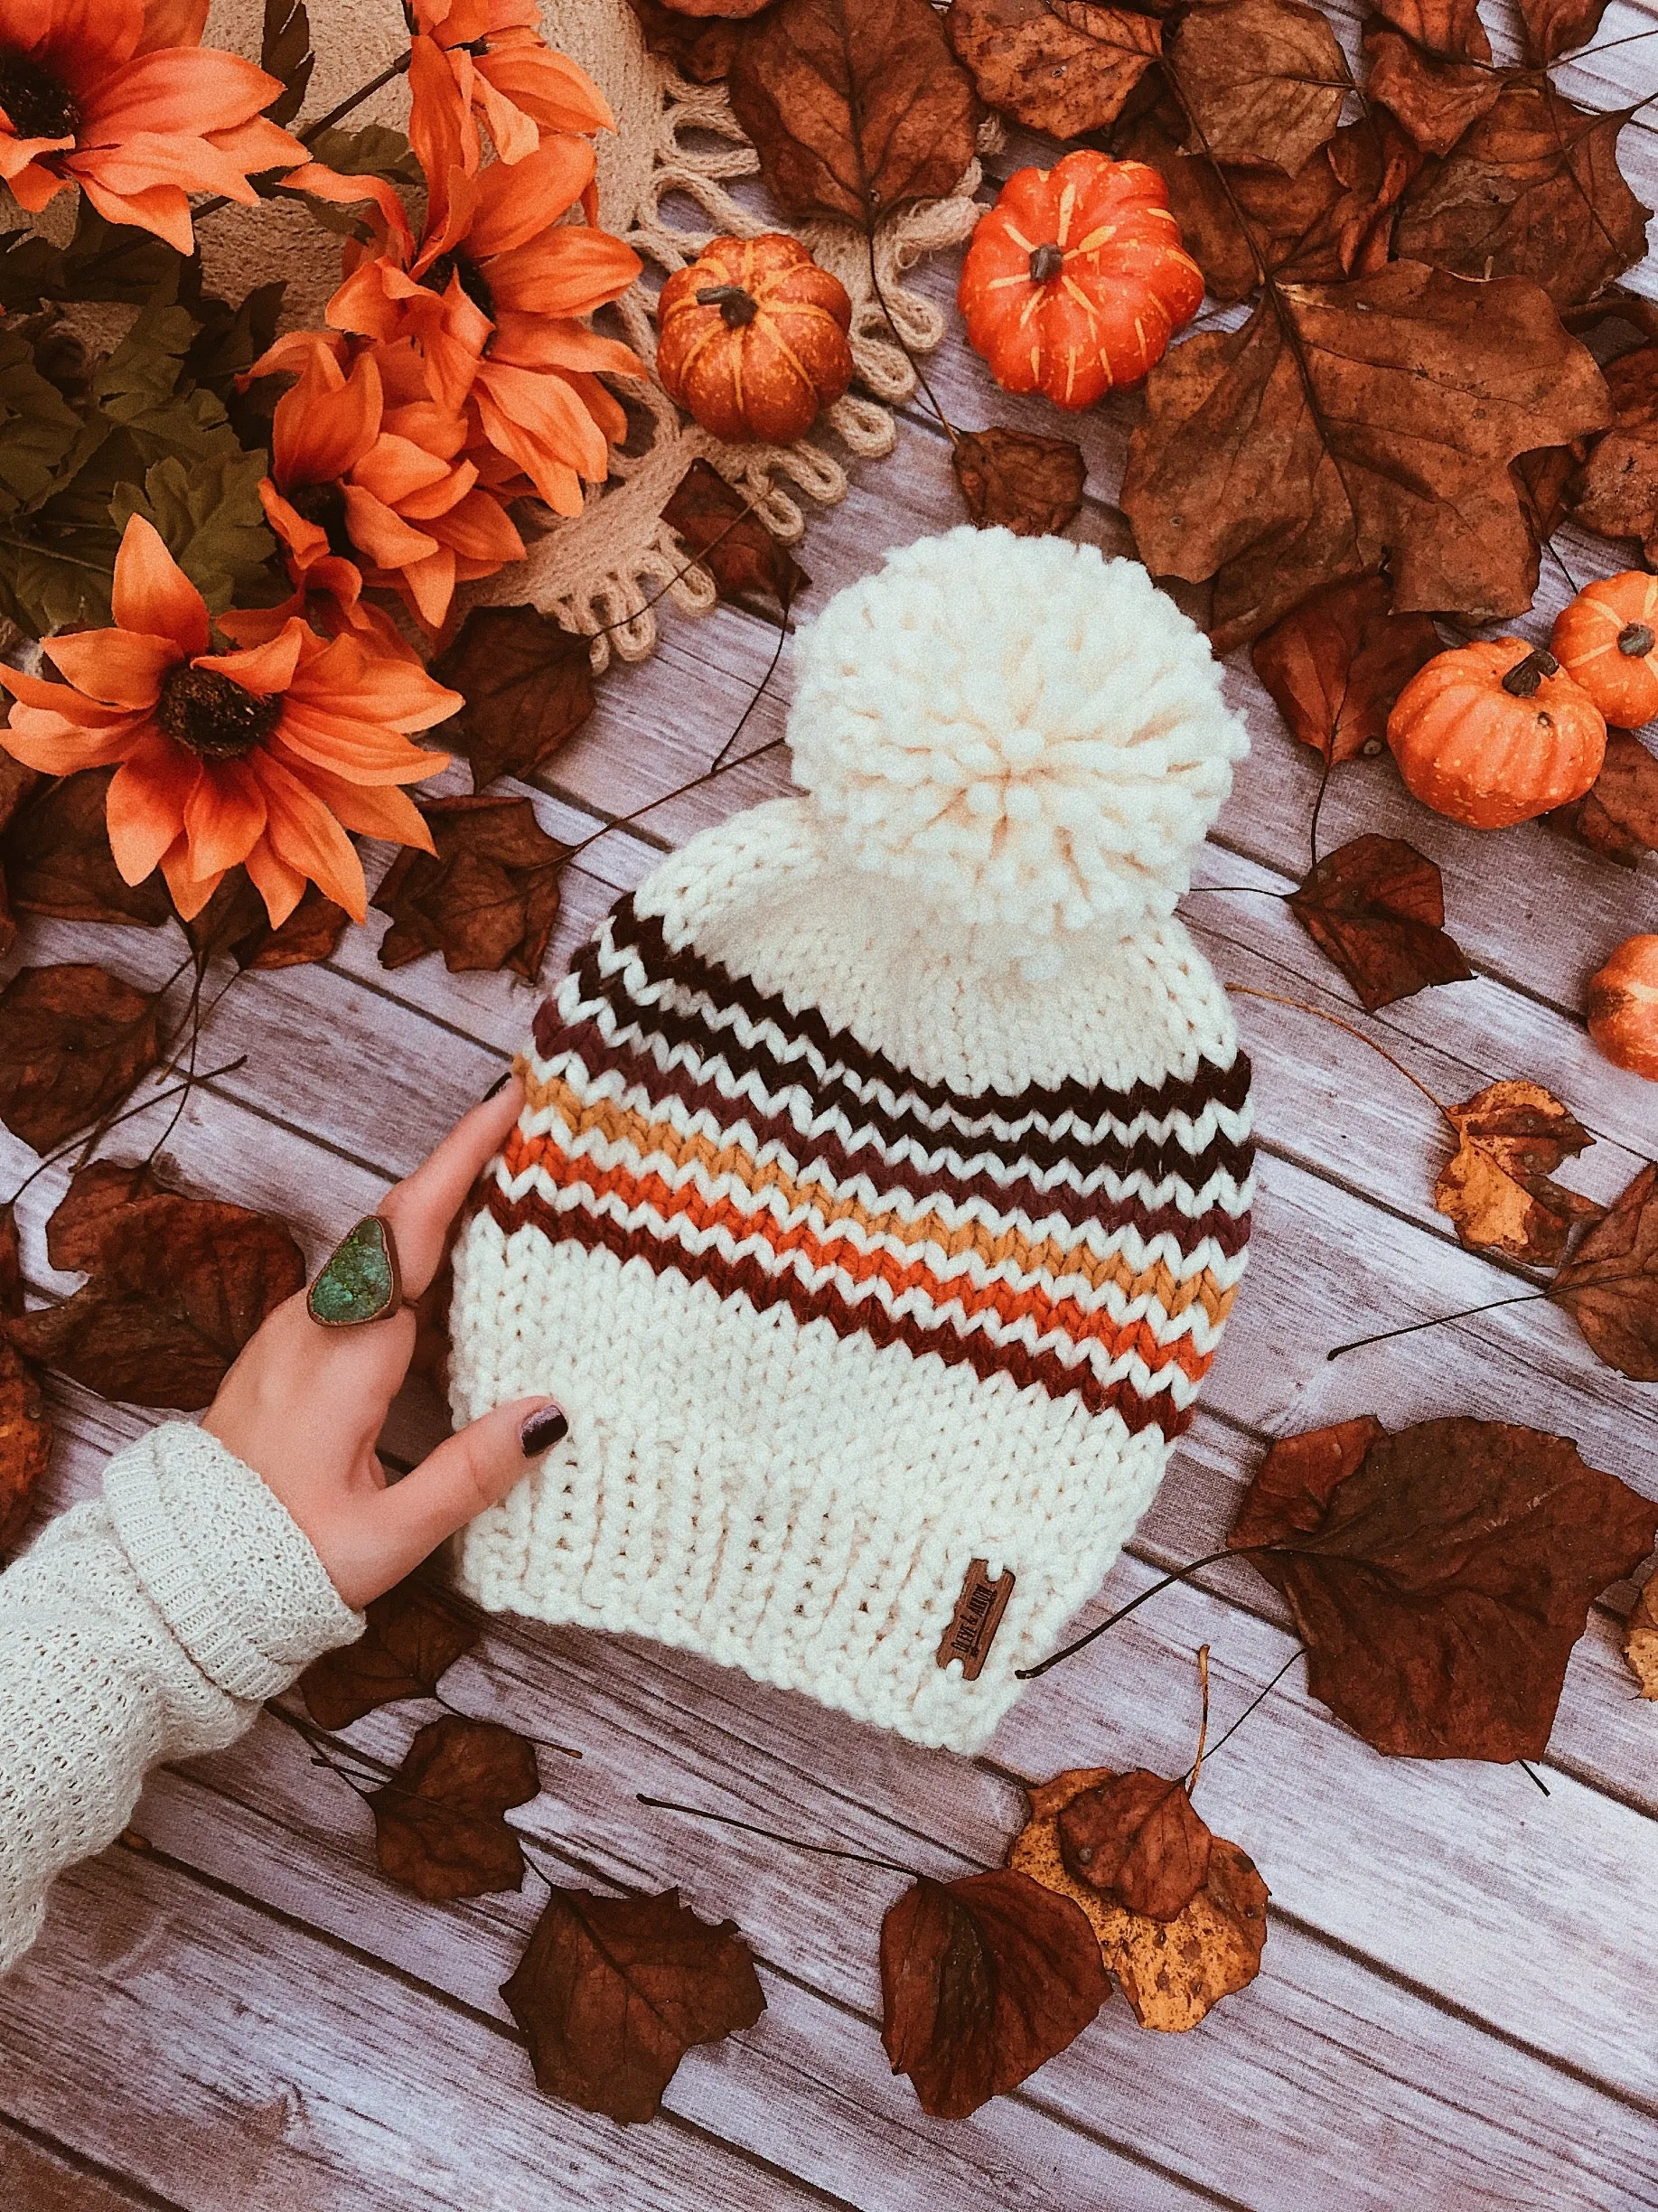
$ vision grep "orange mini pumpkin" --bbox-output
[1385,640,1606,830]
[1550,572,1658,730]
[656,233,854,445]
[1588,933,1658,1081]
[957,150,1204,410]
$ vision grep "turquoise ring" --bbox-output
[307,1215,403,1328]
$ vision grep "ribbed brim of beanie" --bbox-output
[446,530,1254,1754]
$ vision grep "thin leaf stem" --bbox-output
[864,230,960,450]
[560,736,785,864]
[4,1053,248,1207]
[1182,1650,1303,1787]
[1016,1548,1246,1679]
[638,1794,918,1880]
[1226,984,1452,1123]
[1186,1643,1211,1796]
[1325,1267,1652,1361]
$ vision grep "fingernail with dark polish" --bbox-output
[482,1070,511,1101]
[520,1403,568,1456]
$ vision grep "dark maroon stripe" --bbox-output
[485,1183,1193,1439]
[548,1017,1253,1260]
[539,895,1252,1130]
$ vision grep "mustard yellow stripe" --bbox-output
[524,1072,1236,1330]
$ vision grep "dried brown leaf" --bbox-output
[1056,1768,1213,1920]
[727,0,981,230]
[0,751,39,959]
[1432,1079,1603,1264]
[662,459,809,612]
[2,769,173,928]
[1570,343,1658,565]
[1371,0,1490,61]
[1362,21,1503,158]
[656,0,772,15]
[879,1869,1109,2117]
[1123,262,1614,648]
[428,606,597,793]
[0,964,166,1154]
[1625,1575,1658,1700]
[1288,834,1474,1012]
[1552,1162,1658,1382]
[1251,573,1441,763]
[1516,0,1610,65]
[1010,1768,1268,2031]
[369,1715,539,1902]
[1549,729,1658,866]
[948,0,1161,138]
[952,426,1087,538]
[1394,88,1653,313]
[1230,1415,1658,1759]
[189,870,352,970]
[44,1158,168,1273]
[300,1571,480,1729]
[0,1203,20,1321]
[8,1189,304,1409]
[373,796,562,980]
[0,1339,49,1555]
[622,0,746,80]
[1169,0,1350,175]
[502,1887,764,2123]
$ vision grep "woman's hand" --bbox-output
[202,1079,563,1609]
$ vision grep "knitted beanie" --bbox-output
[447,527,1254,1755]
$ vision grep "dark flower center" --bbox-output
[157,665,281,761]
[422,249,495,323]
[0,52,80,141]
[286,479,356,560]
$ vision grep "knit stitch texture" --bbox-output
[449,529,1254,1753]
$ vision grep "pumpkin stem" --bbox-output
[1501,645,1559,698]
[1028,242,1065,285]
[695,283,759,328]
[1617,621,1655,658]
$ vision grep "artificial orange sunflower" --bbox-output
[0,516,458,925]
[408,0,613,165]
[260,333,525,633]
[0,0,305,251]
[279,132,643,514]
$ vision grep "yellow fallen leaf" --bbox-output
[1433,1079,1602,1265]
[1007,1767,1268,2033]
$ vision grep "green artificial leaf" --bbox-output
[0,532,116,636]
[92,305,240,468]
[182,281,287,401]
[0,203,179,314]
[261,0,315,129]
[110,454,277,614]
[0,332,83,518]
[304,124,423,188]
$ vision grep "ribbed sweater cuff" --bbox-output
[106,1422,362,1702]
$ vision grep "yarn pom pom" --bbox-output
[786,527,1248,941]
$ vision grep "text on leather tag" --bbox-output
[936,1559,1016,1680]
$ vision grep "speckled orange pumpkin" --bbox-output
[1588,933,1658,1081]
[1385,640,1607,829]
[957,150,1204,411]
[1550,572,1658,730]
[655,233,854,445]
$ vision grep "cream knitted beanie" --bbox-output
[447,527,1254,1754]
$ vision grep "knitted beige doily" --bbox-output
[194,0,995,666]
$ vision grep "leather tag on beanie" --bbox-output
[936,1560,1016,1680]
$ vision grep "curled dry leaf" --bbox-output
[727,0,981,230]
[0,753,39,957]
[189,869,351,970]
[373,797,562,980]
[1121,263,1613,649]
[1432,1079,1603,1266]
[0,964,166,1154]
[300,1571,480,1730]
[654,0,773,15]
[502,1886,765,2123]
[0,1201,19,1317]
[1009,1768,1269,2032]
[622,0,745,81]
[1571,345,1658,566]
[1370,0,1490,61]
[1362,23,1503,159]
[662,458,809,613]
[1394,89,1653,314]
[951,426,1087,539]
[1288,834,1474,1013]
[879,1868,1109,2117]
[369,1715,539,1902]
[1056,1767,1212,1921]
[1251,573,1440,764]
[8,1187,304,1410]
[1552,1162,1658,1382]
[1516,0,1610,65]
[1,769,171,929]
[44,1158,166,1273]
[1549,730,1658,867]
[1230,1415,1658,1760]
[1169,0,1350,177]
[947,0,1161,138]
[1625,1576,1658,1701]
[428,605,597,794]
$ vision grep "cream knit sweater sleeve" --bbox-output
[0,1422,362,1972]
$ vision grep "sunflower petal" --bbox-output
[194,619,306,694]
[281,756,436,850]
[107,729,200,885]
[112,514,210,655]
[158,834,224,922]
[248,748,369,921]
[43,627,176,708]
[183,754,267,876]
[243,830,306,928]
[469,136,595,258]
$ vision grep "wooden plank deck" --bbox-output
[3,5,1658,2204]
